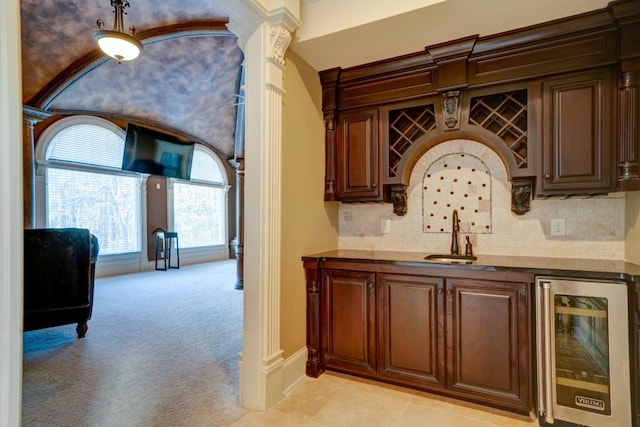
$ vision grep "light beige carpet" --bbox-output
[22,259,246,426]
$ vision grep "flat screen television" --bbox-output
[121,123,195,180]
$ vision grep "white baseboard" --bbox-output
[263,353,285,409]
[238,346,307,410]
[95,246,230,278]
[282,346,307,395]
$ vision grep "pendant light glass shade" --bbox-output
[94,30,142,62]
[94,0,142,64]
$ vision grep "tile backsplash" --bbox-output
[339,139,625,260]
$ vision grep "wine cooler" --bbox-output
[535,277,631,426]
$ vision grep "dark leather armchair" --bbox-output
[23,228,99,338]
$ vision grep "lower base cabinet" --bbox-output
[377,274,445,388]
[446,278,530,412]
[306,261,533,415]
[322,269,377,376]
[635,325,640,427]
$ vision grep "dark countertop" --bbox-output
[302,249,640,282]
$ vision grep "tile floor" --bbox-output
[231,371,539,426]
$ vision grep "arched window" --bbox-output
[171,145,228,248]
[36,116,141,255]
[36,116,229,265]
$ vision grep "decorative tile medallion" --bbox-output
[422,152,492,234]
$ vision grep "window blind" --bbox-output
[47,123,124,168]
[190,148,224,183]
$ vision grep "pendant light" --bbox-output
[94,0,142,63]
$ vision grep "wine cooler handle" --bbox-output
[537,281,554,425]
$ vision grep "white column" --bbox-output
[228,4,299,410]
[243,21,285,411]
[34,163,47,227]
[140,175,149,270]
[0,0,25,425]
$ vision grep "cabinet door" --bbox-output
[322,269,376,375]
[446,278,530,412]
[336,108,382,201]
[377,274,445,389]
[539,69,615,195]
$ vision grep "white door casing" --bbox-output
[0,0,25,425]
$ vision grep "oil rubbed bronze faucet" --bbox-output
[451,209,460,255]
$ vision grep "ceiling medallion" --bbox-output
[94,0,143,64]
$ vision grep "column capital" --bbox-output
[22,105,52,126]
[266,6,300,66]
[267,5,302,34]
[225,1,300,63]
[268,23,292,67]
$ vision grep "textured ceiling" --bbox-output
[21,0,242,159]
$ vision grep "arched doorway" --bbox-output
[0,1,303,423]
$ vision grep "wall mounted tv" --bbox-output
[121,123,195,180]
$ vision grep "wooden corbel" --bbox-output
[442,90,461,130]
[389,184,408,216]
[511,179,532,215]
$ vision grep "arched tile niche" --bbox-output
[408,139,509,236]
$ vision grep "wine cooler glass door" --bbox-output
[536,277,631,427]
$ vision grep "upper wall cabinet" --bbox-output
[320,0,640,214]
[538,69,616,196]
[336,108,382,201]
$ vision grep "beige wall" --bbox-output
[626,191,640,264]
[280,50,339,359]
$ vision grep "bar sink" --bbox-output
[424,254,477,263]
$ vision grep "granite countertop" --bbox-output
[302,249,640,281]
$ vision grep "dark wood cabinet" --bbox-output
[306,260,533,415]
[538,69,616,196]
[322,269,377,375]
[319,5,640,211]
[635,281,640,427]
[636,325,640,427]
[446,278,530,411]
[336,108,382,201]
[377,274,445,388]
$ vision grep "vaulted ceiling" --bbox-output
[21,0,242,159]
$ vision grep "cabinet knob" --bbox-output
[544,173,551,179]
[437,288,443,295]
[372,183,377,188]
[446,289,452,296]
